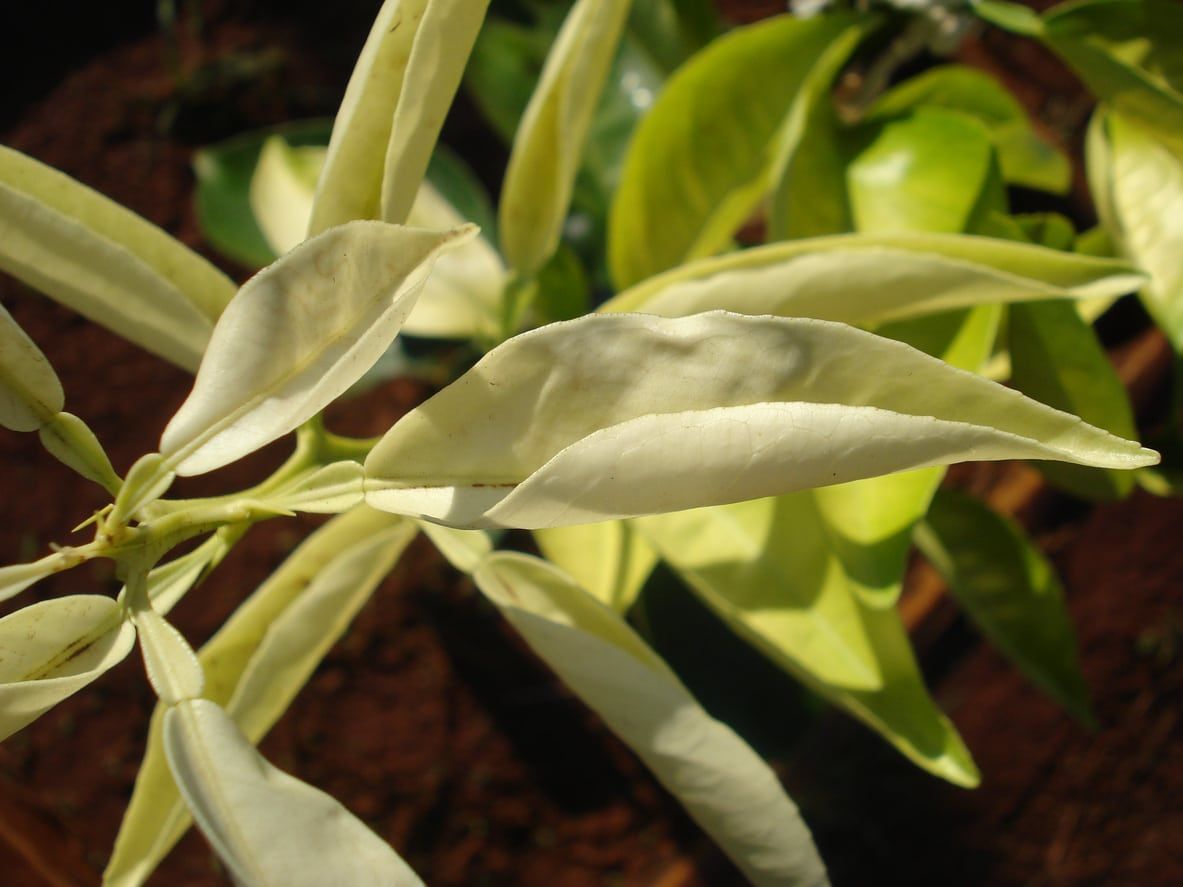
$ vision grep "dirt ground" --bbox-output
[0,2,1180,885]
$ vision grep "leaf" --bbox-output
[308,0,491,234]
[972,0,1045,37]
[160,221,476,476]
[499,0,634,276]
[0,548,90,604]
[250,137,325,256]
[866,65,1071,194]
[915,489,1094,724]
[148,530,241,615]
[260,461,366,514]
[848,107,999,234]
[0,595,135,741]
[534,521,658,611]
[474,552,829,885]
[129,602,205,707]
[164,699,423,886]
[401,181,506,341]
[417,521,493,574]
[1041,0,1183,149]
[0,301,63,431]
[106,508,414,886]
[1009,299,1138,499]
[1096,111,1183,349]
[364,311,1156,529]
[0,146,234,371]
[38,411,121,493]
[608,12,861,288]
[600,232,1144,323]
[633,499,979,785]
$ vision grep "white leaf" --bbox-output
[0,595,135,740]
[474,553,828,886]
[499,0,633,275]
[261,461,366,514]
[161,221,476,476]
[0,301,63,431]
[416,521,492,574]
[165,698,423,886]
[309,0,491,233]
[250,137,325,256]
[365,312,1156,528]
[0,146,234,370]
[601,232,1144,324]
[130,604,204,707]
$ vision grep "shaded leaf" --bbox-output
[534,521,658,611]
[0,301,63,431]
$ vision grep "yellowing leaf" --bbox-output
[601,232,1143,323]
[365,312,1155,528]
[0,301,63,431]
[474,552,828,885]
[161,221,476,476]
[0,595,135,741]
[499,0,633,276]
[106,508,413,886]
[164,699,423,886]
[534,522,657,611]
[250,136,325,256]
[0,145,234,370]
[309,0,491,233]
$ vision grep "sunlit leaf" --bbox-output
[164,699,422,886]
[867,66,1071,194]
[0,547,92,604]
[417,521,493,574]
[608,12,861,288]
[160,221,476,476]
[0,146,234,370]
[499,0,634,276]
[633,499,978,785]
[0,301,63,431]
[1009,299,1137,499]
[474,552,828,884]
[916,489,1094,724]
[601,232,1143,323]
[106,508,413,886]
[309,0,491,233]
[0,596,135,741]
[260,461,366,514]
[365,312,1156,529]
[37,411,121,494]
[534,521,658,611]
[129,600,204,707]
[250,136,325,256]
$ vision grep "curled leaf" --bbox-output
[0,595,135,741]
[475,552,828,885]
[365,312,1155,529]
[161,221,476,476]
[0,145,234,370]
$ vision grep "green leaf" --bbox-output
[867,65,1071,194]
[0,301,63,431]
[1042,0,1183,149]
[1094,111,1183,349]
[848,107,999,234]
[972,0,1046,36]
[309,0,491,233]
[194,120,333,268]
[1008,299,1137,499]
[0,596,135,741]
[601,232,1144,323]
[474,552,829,884]
[916,489,1094,724]
[534,521,658,611]
[364,312,1156,529]
[164,699,423,886]
[633,497,978,785]
[499,0,634,276]
[160,221,476,476]
[608,12,861,287]
[106,508,414,886]
[0,145,234,371]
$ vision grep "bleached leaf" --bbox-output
[0,146,234,370]
[160,221,475,476]
[261,461,366,514]
[534,522,657,611]
[250,137,325,256]
[601,233,1144,324]
[0,595,135,741]
[0,301,63,431]
[106,509,413,886]
[474,552,828,886]
[417,521,492,574]
[309,0,490,233]
[365,312,1156,529]
[499,0,633,275]
[165,699,423,886]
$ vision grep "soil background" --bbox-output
[0,2,1180,885]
